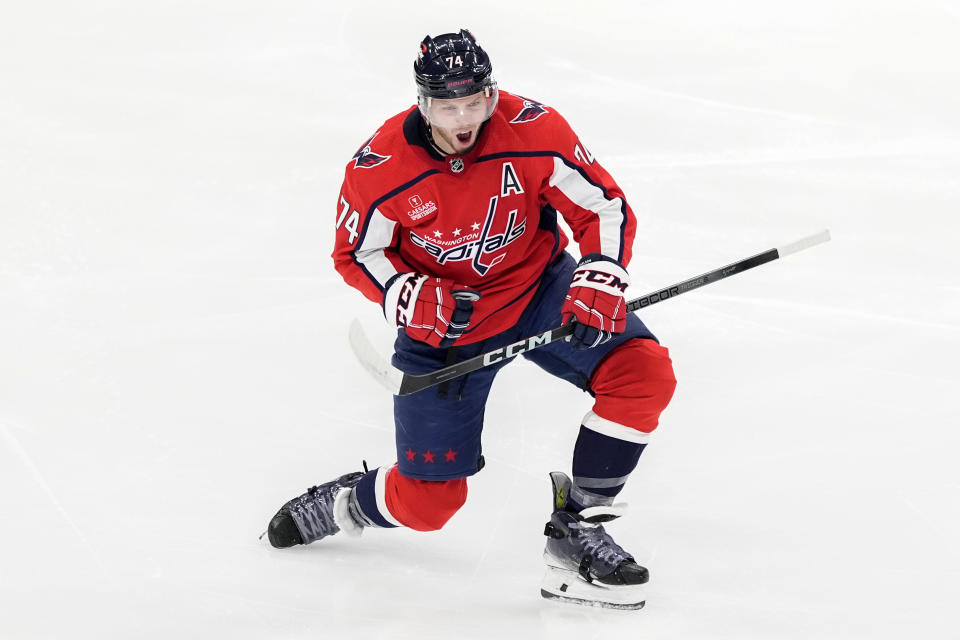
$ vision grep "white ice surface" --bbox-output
[2,1,959,638]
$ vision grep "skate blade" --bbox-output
[540,565,646,610]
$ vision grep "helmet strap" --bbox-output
[422,121,450,157]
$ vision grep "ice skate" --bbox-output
[266,470,367,548]
[540,472,648,610]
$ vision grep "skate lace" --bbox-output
[292,485,337,539]
[578,523,631,567]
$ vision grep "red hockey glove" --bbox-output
[561,254,631,350]
[383,273,480,348]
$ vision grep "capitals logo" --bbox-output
[352,132,392,169]
[410,195,526,277]
[509,98,549,124]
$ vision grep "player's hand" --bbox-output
[383,273,480,348]
[561,254,630,350]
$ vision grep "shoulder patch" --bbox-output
[352,132,392,169]
[509,97,549,124]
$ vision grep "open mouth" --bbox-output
[455,131,473,144]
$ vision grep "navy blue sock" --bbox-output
[569,425,646,511]
[352,467,399,529]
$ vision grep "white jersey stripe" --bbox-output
[582,410,653,444]
[354,207,400,289]
[374,465,403,527]
[549,157,625,260]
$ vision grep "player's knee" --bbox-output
[590,338,677,433]
[385,470,468,532]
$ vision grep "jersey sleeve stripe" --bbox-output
[548,157,627,262]
[353,207,400,290]
[348,169,441,293]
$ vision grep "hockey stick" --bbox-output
[349,229,830,396]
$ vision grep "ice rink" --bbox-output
[2,1,958,637]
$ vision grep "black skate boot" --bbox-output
[540,471,648,609]
[266,470,367,548]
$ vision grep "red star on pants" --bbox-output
[406,448,416,461]
[444,449,457,462]
[423,450,436,463]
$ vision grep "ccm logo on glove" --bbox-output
[384,273,480,348]
[562,255,631,350]
[570,269,629,293]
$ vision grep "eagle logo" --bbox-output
[509,98,549,124]
[352,132,392,169]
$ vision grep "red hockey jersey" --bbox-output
[332,91,637,345]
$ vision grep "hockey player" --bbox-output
[265,29,676,609]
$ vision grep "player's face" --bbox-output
[427,92,491,129]
[425,91,495,154]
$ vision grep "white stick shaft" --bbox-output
[777,229,831,257]
[348,320,404,395]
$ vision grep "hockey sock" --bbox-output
[569,423,647,511]
[352,466,401,529]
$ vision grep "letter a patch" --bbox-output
[501,161,524,197]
